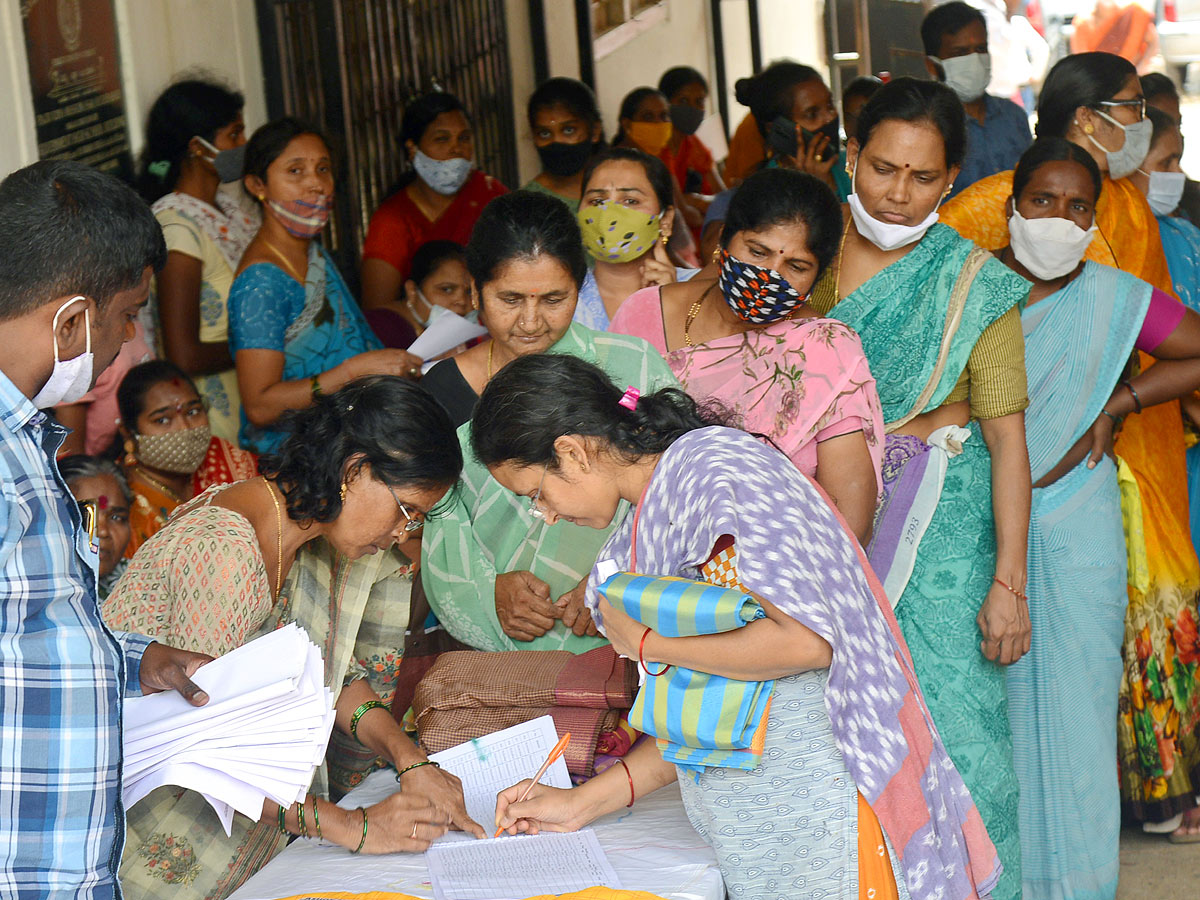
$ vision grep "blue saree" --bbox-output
[228,244,381,453]
[1157,214,1200,553]
[821,223,1030,900]
[1011,262,1150,900]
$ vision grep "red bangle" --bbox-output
[616,758,635,807]
[993,575,1028,602]
[639,626,669,676]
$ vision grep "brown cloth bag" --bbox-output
[413,644,638,777]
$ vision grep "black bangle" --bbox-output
[1122,380,1143,414]
[1100,409,1122,427]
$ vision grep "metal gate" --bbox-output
[825,0,930,105]
[255,0,518,275]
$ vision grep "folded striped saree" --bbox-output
[599,573,771,773]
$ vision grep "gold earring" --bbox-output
[711,247,720,263]
[943,184,954,198]
[123,439,137,468]
[661,233,669,247]
[1084,124,1094,135]
[257,194,266,202]
[339,482,348,502]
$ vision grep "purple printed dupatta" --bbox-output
[587,427,1001,900]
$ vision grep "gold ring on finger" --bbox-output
[410,823,418,839]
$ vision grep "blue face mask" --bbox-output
[412,149,474,195]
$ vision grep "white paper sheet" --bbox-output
[424,715,572,834]
[426,829,621,900]
[407,310,487,363]
[122,624,335,835]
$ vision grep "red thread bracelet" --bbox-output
[616,758,635,807]
[993,575,1028,602]
[639,626,669,676]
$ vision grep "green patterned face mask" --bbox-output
[576,201,663,263]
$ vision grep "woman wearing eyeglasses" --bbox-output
[940,51,1200,845]
[104,376,483,900]
[420,189,677,653]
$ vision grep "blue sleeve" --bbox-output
[703,188,735,230]
[228,263,299,354]
[114,632,155,696]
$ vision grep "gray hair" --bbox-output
[58,455,132,504]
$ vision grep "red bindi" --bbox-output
[96,495,109,511]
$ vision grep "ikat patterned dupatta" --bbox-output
[586,426,1001,900]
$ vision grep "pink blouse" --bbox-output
[611,287,885,491]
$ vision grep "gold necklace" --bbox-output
[264,478,283,605]
[263,239,306,283]
[132,466,184,502]
[683,283,718,347]
[832,217,852,304]
[486,340,495,380]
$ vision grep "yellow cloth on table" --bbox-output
[273,890,671,900]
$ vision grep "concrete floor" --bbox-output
[1115,826,1200,898]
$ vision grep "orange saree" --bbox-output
[942,173,1200,823]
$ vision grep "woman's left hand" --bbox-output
[400,760,486,838]
[1086,411,1119,468]
[641,240,677,288]
[976,581,1031,665]
[596,596,647,659]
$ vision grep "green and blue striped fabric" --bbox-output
[599,572,772,774]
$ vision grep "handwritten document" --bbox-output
[426,829,622,900]
[428,715,572,834]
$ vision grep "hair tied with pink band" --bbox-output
[618,386,641,411]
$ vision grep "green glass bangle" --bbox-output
[394,759,441,782]
[277,803,288,836]
[311,796,321,839]
[349,700,388,741]
[352,807,368,854]
[297,799,307,837]
[310,374,324,401]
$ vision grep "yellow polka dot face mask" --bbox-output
[576,201,663,264]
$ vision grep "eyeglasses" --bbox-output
[387,486,425,533]
[528,463,550,520]
[1094,97,1146,121]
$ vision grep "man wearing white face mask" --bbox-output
[922,2,1032,199]
[0,160,215,897]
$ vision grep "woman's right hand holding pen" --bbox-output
[493,781,593,836]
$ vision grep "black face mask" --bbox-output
[801,115,842,162]
[536,140,595,177]
[669,103,705,136]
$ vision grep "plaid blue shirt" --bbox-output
[0,368,152,898]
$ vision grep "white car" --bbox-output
[1160,0,1200,84]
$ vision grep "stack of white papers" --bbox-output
[123,623,336,835]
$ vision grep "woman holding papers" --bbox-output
[420,189,678,652]
[105,376,482,900]
[481,355,1001,900]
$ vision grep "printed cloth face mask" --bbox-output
[1084,109,1152,180]
[931,52,992,103]
[32,296,94,408]
[267,194,333,239]
[412,148,474,195]
[1139,169,1186,216]
[717,248,807,323]
[846,164,942,252]
[195,136,246,183]
[577,201,663,263]
[628,121,673,156]
[135,424,213,474]
[1007,208,1097,280]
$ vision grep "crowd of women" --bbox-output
[52,42,1200,900]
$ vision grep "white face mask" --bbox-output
[932,52,992,103]
[412,149,474,195]
[32,296,94,408]
[1008,208,1097,281]
[1139,169,1186,217]
[847,164,943,251]
[1085,110,1153,180]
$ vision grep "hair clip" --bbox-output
[618,387,641,411]
[148,160,171,180]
